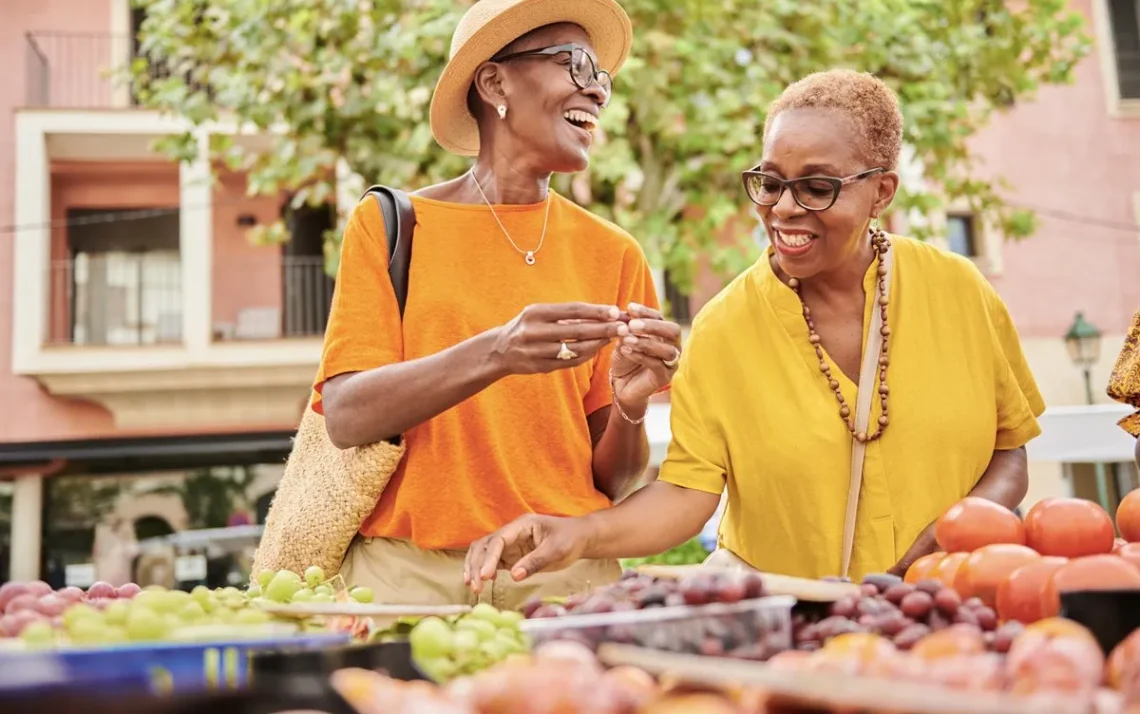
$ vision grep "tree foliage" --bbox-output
[130,0,1090,289]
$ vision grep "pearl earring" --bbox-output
[497,104,507,119]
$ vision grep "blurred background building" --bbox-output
[1,0,1138,583]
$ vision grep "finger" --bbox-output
[616,345,671,373]
[627,318,682,344]
[531,320,628,343]
[464,539,487,592]
[479,535,507,582]
[511,540,560,580]
[627,302,664,321]
[622,337,681,362]
[530,303,620,323]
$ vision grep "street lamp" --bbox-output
[1064,311,1108,510]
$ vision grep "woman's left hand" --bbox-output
[610,302,683,415]
[888,523,939,577]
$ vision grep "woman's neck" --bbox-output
[774,230,877,304]
[468,157,551,205]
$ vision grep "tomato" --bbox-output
[1119,490,1140,543]
[904,551,946,584]
[931,552,970,587]
[1118,543,1140,571]
[910,624,986,660]
[1041,554,1140,619]
[1108,628,1140,690]
[1024,497,1115,558]
[995,556,1067,624]
[934,497,1026,553]
[953,544,1040,607]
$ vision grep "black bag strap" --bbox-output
[361,185,416,319]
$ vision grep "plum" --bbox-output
[25,581,52,597]
[116,583,142,599]
[86,581,115,600]
[34,594,68,618]
[0,582,30,611]
[5,594,39,615]
[56,586,85,603]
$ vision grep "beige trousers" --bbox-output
[340,535,622,610]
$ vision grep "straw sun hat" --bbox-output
[429,0,634,157]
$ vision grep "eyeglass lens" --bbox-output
[744,174,838,211]
[571,48,611,94]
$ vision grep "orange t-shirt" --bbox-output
[313,191,660,551]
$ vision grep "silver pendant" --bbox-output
[525,251,536,265]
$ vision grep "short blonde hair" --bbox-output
[763,69,903,170]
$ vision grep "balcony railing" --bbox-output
[24,31,195,110]
[47,252,183,347]
[212,256,334,342]
[45,254,334,347]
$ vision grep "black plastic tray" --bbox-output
[1059,588,1140,656]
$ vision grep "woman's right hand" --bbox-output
[490,303,629,375]
[463,514,596,595]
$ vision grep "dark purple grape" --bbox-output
[899,591,934,619]
[893,623,931,650]
[933,587,961,616]
[927,611,952,631]
[742,573,766,599]
[954,608,979,627]
[883,583,916,604]
[830,596,858,618]
[975,606,998,632]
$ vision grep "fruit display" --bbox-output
[792,573,1023,653]
[0,566,377,648]
[408,604,528,683]
[521,569,768,619]
[619,538,711,569]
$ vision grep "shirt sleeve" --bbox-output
[656,316,727,495]
[982,281,1046,449]
[583,245,663,415]
[311,197,404,414]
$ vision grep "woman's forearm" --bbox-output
[591,400,651,501]
[320,329,508,448]
[582,481,721,560]
[969,446,1030,510]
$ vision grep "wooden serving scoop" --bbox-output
[634,564,861,603]
[597,644,1088,714]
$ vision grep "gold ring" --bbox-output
[662,348,681,369]
[557,342,578,360]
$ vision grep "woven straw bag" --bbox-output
[1108,309,1140,438]
[253,186,417,578]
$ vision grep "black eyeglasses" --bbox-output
[493,43,613,107]
[741,166,885,211]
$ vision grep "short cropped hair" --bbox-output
[763,69,904,171]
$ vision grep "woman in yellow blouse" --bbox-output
[463,69,1046,586]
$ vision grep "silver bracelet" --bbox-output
[609,367,647,425]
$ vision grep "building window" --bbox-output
[946,214,978,258]
[663,269,692,324]
[1108,0,1140,100]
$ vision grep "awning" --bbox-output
[0,431,294,473]
[644,403,1138,467]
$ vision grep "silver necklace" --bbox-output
[467,169,551,265]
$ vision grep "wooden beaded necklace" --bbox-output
[787,227,892,444]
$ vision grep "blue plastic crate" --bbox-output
[0,631,351,697]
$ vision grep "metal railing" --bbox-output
[211,255,335,342]
[48,252,184,347]
[46,253,335,347]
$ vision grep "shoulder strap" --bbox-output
[360,185,416,319]
[840,243,895,579]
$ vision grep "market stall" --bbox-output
[4,494,1140,713]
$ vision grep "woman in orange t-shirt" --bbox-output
[313,0,681,608]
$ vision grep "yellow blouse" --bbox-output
[659,236,1045,581]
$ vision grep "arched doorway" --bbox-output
[134,515,175,542]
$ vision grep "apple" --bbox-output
[86,581,115,600]
[26,581,52,597]
[5,594,40,615]
[0,583,30,611]
[116,583,142,599]
[34,594,68,618]
[57,586,85,603]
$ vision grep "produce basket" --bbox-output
[0,630,351,696]
[250,639,427,684]
[1059,588,1140,656]
[520,594,794,659]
